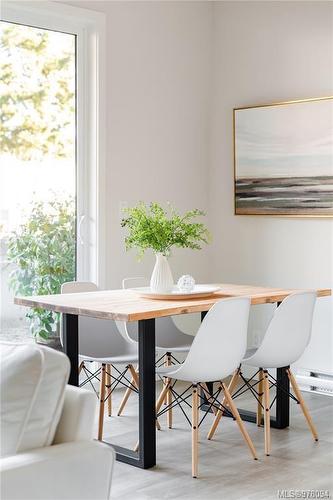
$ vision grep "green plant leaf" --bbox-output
[38,330,49,340]
[121,202,211,258]
[6,197,75,339]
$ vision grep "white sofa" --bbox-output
[0,342,115,500]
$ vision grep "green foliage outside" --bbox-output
[1,22,76,339]
[7,199,76,340]
[121,202,211,259]
[0,22,75,160]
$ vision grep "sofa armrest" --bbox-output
[53,386,97,444]
[0,441,115,500]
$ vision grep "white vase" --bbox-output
[150,253,174,293]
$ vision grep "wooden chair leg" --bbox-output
[117,365,137,416]
[117,378,134,416]
[222,383,258,460]
[287,368,318,441]
[192,384,199,478]
[257,368,263,427]
[128,364,161,430]
[263,370,271,456]
[207,367,240,440]
[156,379,172,413]
[106,364,112,417]
[201,383,217,416]
[129,364,139,388]
[163,356,168,406]
[98,363,106,441]
[154,378,173,432]
[166,353,173,429]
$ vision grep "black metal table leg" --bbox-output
[138,318,156,467]
[274,299,290,428]
[62,313,79,386]
[62,313,156,468]
[113,318,156,469]
[200,311,214,402]
[275,365,290,428]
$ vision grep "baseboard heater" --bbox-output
[296,370,333,397]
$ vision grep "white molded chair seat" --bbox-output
[242,291,317,369]
[155,297,258,477]
[61,283,138,365]
[157,364,182,378]
[80,352,138,364]
[122,278,193,353]
[61,282,139,441]
[156,296,252,383]
[77,316,138,365]
[242,347,257,360]
[125,319,192,353]
[209,291,319,457]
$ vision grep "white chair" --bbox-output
[122,277,194,428]
[61,282,140,441]
[154,297,258,478]
[122,277,194,353]
[208,291,318,456]
[0,342,115,500]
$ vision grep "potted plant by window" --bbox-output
[121,202,210,293]
[7,198,75,347]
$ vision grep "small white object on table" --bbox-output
[177,275,196,292]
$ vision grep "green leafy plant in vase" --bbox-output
[121,202,210,293]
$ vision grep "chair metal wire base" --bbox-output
[156,381,233,428]
[80,362,138,403]
[201,366,291,429]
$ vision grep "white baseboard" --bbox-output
[296,369,333,397]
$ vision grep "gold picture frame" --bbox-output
[233,96,333,217]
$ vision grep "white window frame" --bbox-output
[1,1,106,288]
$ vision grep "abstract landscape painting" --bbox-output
[234,97,333,216]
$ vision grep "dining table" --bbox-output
[14,283,331,470]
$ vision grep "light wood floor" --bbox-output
[91,379,333,500]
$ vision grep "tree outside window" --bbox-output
[0,22,76,340]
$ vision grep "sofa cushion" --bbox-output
[0,342,70,457]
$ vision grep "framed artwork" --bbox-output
[233,97,333,217]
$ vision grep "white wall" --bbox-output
[62,0,213,289]
[106,1,213,288]
[209,1,333,373]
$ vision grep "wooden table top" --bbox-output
[14,283,331,322]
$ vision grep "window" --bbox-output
[0,1,105,339]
